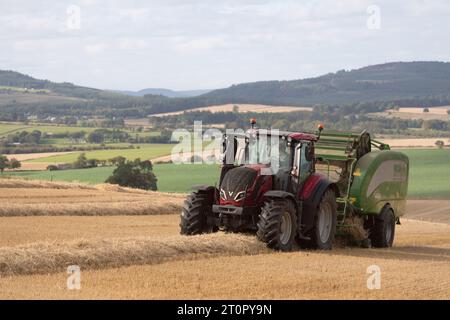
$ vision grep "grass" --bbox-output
[0,86,50,93]
[6,163,220,192]
[26,144,174,163]
[0,122,160,141]
[6,149,450,196]
[400,148,450,198]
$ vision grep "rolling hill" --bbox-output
[2,61,450,119]
[117,88,212,98]
[199,61,450,106]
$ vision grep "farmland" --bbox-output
[0,178,448,299]
[150,103,312,117]
[401,148,450,198]
[7,163,220,192]
[5,148,450,197]
[26,143,174,163]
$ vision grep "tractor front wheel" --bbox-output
[257,199,297,251]
[180,191,217,235]
[310,189,337,250]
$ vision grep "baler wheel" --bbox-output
[370,205,395,248]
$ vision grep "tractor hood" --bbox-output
[219,165,269,206]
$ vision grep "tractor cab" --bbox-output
[220,126,319,197]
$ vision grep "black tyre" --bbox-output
[370,205,395,248]
[180,191,217,235]
[256,199,297,251]
[310,189,337,250]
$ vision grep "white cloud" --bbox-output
[84,43,107,55]
[0,0,449,90]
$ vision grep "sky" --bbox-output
[1,0,450,91]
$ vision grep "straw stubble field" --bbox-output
[0,179,449,299]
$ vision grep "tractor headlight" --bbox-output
[220,188,226,200]
[234,191,246,202]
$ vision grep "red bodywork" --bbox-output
[219,164,272,207]
[299,173,326,200]
[289,132,318,142]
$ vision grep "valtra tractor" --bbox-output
[180,120,409,251]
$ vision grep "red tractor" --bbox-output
[180,121,343,251]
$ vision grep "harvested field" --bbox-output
[0,179,449,299]
[150,104,312,117]
[0,218,449,299]
[0,233,266,277]
[4,152,75,162]
[0,179,184,216]
[370,106,450,120]
[383,138,450,148]
[0,215,180,246]
[406,199,450,224]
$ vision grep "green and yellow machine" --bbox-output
[315,130,409,247]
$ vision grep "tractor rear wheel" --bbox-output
[310,189,337,250]
[370,205,395,248]
[180,191,217,235]
[256,199,297,251]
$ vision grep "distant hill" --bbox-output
[199,61,450,106]
[117,88,212,98]
[2,61,450,120]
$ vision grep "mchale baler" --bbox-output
[180,121,409,251]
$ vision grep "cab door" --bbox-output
[292,141,314,191]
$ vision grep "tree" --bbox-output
[87,130,104,143]
[8,158,21,170]
[435,140,445,149]
[423,108,429,113]
[73,153,88,169]
[0,155,8,173]
[109,156,126,166]
[105,159,157,190]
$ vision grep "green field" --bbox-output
[4,149,450,196]
[0,86,50,93]
[7,164,220,193]
[400,148,450,198]
[0,122,160,140]
[26,144,174,162]
[0,122,98,137]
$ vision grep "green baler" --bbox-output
[314,130,409,242]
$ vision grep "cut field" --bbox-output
[0,180,449,299]
[0,187,449,299]
[370,106,450,120]
[150,103,312,117]
[383,138,450,148]
[0,179,184,217]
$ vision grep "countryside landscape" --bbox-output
[1,1,450,304]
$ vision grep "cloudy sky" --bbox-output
[1,0,449,90]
